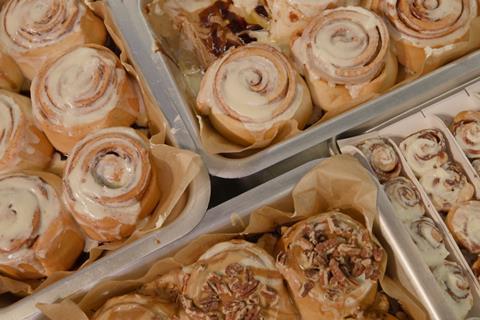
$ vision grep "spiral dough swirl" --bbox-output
[357,138,402,183]
[451,111,480,159]
[384,177,425,223]
[63,127,158,241]
[381,0,477,48]
[292,6,390,85]
[447,201,480,254]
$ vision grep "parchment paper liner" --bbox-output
[0,0,202,300]
[145,0,480,156]
[39,155,426,320]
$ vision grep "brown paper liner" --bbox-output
[38,155,427,320]
[0,0,202,302]
[146,1,480,156]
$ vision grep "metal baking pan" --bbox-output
[27,158,461,320]
[0,163,210,320]
[106,0,480,179]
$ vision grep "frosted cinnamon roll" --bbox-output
[384,177,425,223]
[276,212,385,320]
[197,43,313,146]
[32,44,140,154]
[266,0,360,44]
[0,0,107,80]
[447,201,480,254]
[419,162,474,212]
[357,138,402,183]
[400,129,449,177]
[0,90,53,173]
[291,6,397,113]
[0,171,84,280]
[92,294,177,320]
[63,127,160,242]
[178,240,299,319]
[432,261,473,319]
[409,217,449,267]
[0,50,23,92]
[451,111,480,159]
[375,0,479,74]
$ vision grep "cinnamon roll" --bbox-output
[432,261,473,319]
[178,240,299,319]
[0,0,107,80]
[0,90,53,173]
[472,159,480,175]
[357,138,402,183]
[266,0,361,44]
[276,212,385,320]
[375,0,479,74]
[0,171,84,280]
[31,44,140,154]
[63,127,160,242]
[451,111,480,159]
[92,294,177,320]
[447,201,480,254]
[419,162,474,212]
[409,217,449,267]
[400,129,449,177]
[384,177,425,223]
[291,6,397,113]
[0,50,23,92]
[196,43,313,146]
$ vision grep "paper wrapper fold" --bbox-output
[0,0,202,302]
[39,155,426,320]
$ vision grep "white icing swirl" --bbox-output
[63,127,152,226]
[433,261,473,319]
[357,138,401,182]
[0,174,59,255]
[409,217,449,268]
[291,6,389,85]
[420,162,474,212]
[381,0,477,48]
[448,201,480,254]
[0,0,84,52]
[32,46,129,129]
[452,112,480,159]
[197,43,309,132]
[384,177,425,223]
[400,129,448,177]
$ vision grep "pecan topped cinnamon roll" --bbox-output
[400,129,449,177]
[384,177,425,223]
[276,212,385,320]
[357,138,402,183]
[178,240,299,319]
[419,162,474,213]
[451,111,480,160]
[432,261,473,319]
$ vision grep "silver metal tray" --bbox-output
[106,0,480,179]
[29,158,461,320]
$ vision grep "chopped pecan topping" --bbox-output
[292,216,383,301]
[180,263,278,319]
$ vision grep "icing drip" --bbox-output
[63,127,151,225]
[384,177,425,223]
